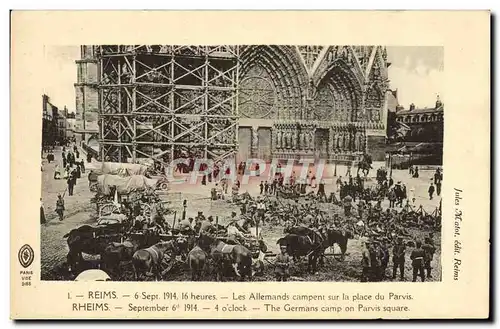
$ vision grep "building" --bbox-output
[394,96,444,143]
[74,46,99,146]
[42,94,60,146]
[387,96,444,167]
[77,45,392,164]
[65,118,76,140]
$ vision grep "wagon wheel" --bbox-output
[100,203,120,217]
[159,182,168,190]
[141,203,152,218]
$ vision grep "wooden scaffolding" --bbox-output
[97,45,240,166]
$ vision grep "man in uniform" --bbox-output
[177,217,194,235]
[275,245,292,282]
[392,236,406,281]
[343,194,353,217]
[379,237,390,281]
[55,194,65,221]
[317,179,326,202]
[199,216,215,234]
[428,182,435,200]
[361,238,372,282]
[357,200,366,220]
[227,220,248,245]
[256,198,266,224]
[422,237,436,279]
[410,240,426,282]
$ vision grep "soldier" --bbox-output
[361,238,372,282]
[428,182,435,200]
[275,245,292,282]
[379,237,390,280]
[55,194,65,221]
[392,236,406,280]
[199,216,215,234]
[315,179,325,201]
[410,240,426,282]
[343,195,353,217]
[388,188,396,208]
[40,198,46,224]
[195,211,206,223]
[357,200,365,220]
[177,217,194,235]
[370,239,383,281]
[422,237,436,279]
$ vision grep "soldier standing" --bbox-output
[422,237,436,279]
[40,198,46,224]
[55,194,65,221]
[392,236,406,280]
[361,238,372,282]
[410,241,426,282]
[428,182,435,200]
[275,245,292,282]
[317,179,326,202]
[379,238,390,280]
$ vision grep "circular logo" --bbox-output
[18,244,34,268]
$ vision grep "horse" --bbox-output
[199,233,253,282]
[187,245,207,281]
[281,226,354,269]
[357,154,373,177]
[100,238,140,279]
[277,233,320,273]
[63,224,124,272]
[318,228,354,263]
[132,240,179,281]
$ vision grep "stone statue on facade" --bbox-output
[332,131,337,153]
[291,131,297,149]
[252,127,259,151]
[276,130,282,149]
[285,131,291,149]
[309,131,314,150]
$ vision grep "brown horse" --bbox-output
[132,240,179,281]
[100,238,140,279]
[199,233,253,281]
[187,245,207,281]
[63,224,124,272]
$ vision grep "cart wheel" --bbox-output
[141,203,152,218]
[100,203,119,217]
[159,182,168,190]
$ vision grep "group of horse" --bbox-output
[61,214,356,281]
[279,224,354,274]
[62,218,268,282]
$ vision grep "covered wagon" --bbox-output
[97,174,158,196]
[101,162,150,177]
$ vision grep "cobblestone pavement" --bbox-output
[41,153,442,281]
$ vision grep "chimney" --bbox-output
[435,95,443,109]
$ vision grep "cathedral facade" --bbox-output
[75,45,390,164]
[237,45,389,162]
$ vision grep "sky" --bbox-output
[42,45,444,112]
[387,46,444,109]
